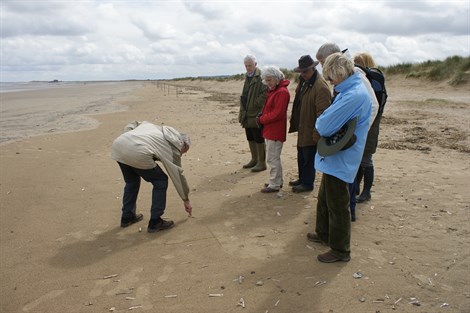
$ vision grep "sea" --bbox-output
[0,81,123,93]
[0,81,143,144]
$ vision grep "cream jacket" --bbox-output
[112,121,190,201]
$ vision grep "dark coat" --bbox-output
[364,110,383,154]
[289,72,331,146]
[239,68,267,128]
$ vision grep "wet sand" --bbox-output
[0,81,143,144]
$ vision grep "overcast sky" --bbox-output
[1,0,469,82]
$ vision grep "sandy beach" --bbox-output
[0,76,469,313]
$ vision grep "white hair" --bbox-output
[180,133,191,148]
[260,65,284,85]
[244,54,257,64]
[316,42,341,61]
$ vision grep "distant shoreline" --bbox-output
[0,81,144,145]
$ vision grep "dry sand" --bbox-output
[0,76,469,313]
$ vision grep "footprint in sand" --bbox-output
[157,265,175,282]
[22,289,66,312]
[89,279,111,297]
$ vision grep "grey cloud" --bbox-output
[183,1,224,20]
[1,2,93,38]
[344,3,468,36]
[2,16,91,38]
[1,0,467,82]
[2,1,69,13]
[131,18,180,40]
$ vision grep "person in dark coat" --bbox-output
[239,55,268,172]
[354,52,383,203]
[289,55,331,193]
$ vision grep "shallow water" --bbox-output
[0,81,144,144]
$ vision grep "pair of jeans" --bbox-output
[315,173,351,259]
[296,145,317,189]
[118,162,168,221]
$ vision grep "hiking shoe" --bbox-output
[147,218,174,233]
[120,213,143,228]
[307,232,324,243]
[356,192,371,203]
[317,250,351,263]
[289,179,301,186]
[292,185,313,193]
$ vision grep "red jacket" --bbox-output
[259,79,290,142]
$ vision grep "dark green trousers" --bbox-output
[315,173,351,259]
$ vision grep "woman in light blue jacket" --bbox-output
[307,52,371,263]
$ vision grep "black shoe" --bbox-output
[292,185,313,193]
[288,179,301,186]
[120,213,143,228]
[148,218,174,233]
[356,192,371,203]
[317,250,351,263]
[307,232,328,245]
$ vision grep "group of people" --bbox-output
[110,42,385,264]
[239,43,384,262]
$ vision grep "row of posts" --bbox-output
[153,81,180,97]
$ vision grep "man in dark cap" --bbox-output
[289,55,331,193]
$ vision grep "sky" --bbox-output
[1,0,469,82]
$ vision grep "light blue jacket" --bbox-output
[314,71,372,183]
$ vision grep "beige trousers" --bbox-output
[266,139,284,189]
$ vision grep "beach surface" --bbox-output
[0,77,469,313]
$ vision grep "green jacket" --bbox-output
[239,68,267,128]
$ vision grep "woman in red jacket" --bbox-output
[257,66,291,193]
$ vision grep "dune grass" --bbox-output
[170,55,469,86]
[383,55,469,86]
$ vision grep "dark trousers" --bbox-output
[118,162,168,221]
[297,145,317,188]
[245,127,264,143]
[315,174,351,258]
[349,179,357,218]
